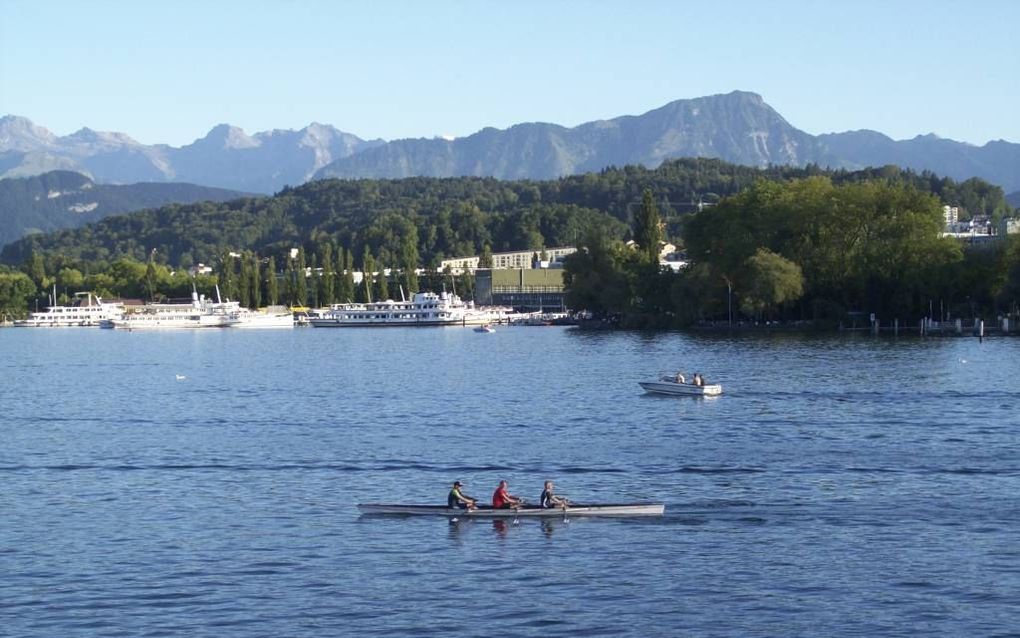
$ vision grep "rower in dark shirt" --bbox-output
[540,480,569,509]
[447,481,477,510]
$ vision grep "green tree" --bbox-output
[249,254,262,309]
[376,263,390,300]
[218,252,237,302]
[238,255,252,308]
[266,255,279,305]
[337,246,355,303]
[739,248,805,319]
[360,248,375,303]
[399,227,420,294]
[320,243,335,307]
[57,267,85,293]
[24,251,46,288]
[295,248,308,307]
[0,271,36,319]
[479,244,493,268]
[145,252,159,301]
[633,189,663,262]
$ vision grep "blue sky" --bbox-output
[2,0,1017,147]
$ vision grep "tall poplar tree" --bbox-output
[265,256,279,305]
[320,243,335,307]
[218,252,237,301]
[295,248,308,307]
[400,230,420,294]
[633,189,663,263]
[249,254,262,309]
[376,263,389,301]
[336,246,353,303]
[360,248,375,303]
[238,255,252,308]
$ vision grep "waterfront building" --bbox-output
[440,247,576,274]
[943,205,960,227]
[474,268,565,312]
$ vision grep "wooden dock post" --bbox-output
[978,320,984,343]
[894,318,899,336]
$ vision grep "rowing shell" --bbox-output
[357,503,665,517]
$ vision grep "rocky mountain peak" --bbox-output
[0,115,58,150]
[197,124,259,149]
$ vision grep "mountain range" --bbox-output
[3,91,1020,194]
[0,171,248,248]
[0,118,383,194]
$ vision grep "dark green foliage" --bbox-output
[337,247,354,303]
[4,159,1018,322]
[632,189,663,262]
[265,256,279,306]
[0,269,36,319]
[0,170,248,248]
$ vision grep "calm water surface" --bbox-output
[2,327,1018,637]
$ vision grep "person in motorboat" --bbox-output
[492,480,524,509]
[540,481,570,509]
[448,481,477,510]
[693,373,703,387]
[674,371,686,384]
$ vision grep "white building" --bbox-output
[943,205,959,227]
[440,247,577,273]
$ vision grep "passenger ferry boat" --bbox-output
[309,291,504,328]
[103,290,237,330]
[15,292,124,327]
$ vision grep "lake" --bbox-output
[2,327,1018,637]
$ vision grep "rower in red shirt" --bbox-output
[492,480,524,509]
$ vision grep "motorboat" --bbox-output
[473,324,495,333]
[639,375,722,396]
[358,503,664,518]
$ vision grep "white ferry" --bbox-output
[104,290,237,330]
[15,292,124,327]
[310,291,504,328]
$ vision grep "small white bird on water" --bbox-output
[175,374,187,381]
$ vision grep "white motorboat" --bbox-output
[358,503,665,518]
[14,292,124,327]
[473,324,495,333]
[639,376,723,396]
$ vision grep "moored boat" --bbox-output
[639,376,723,396]
[357,503,665,517]
[310,291,503,328]
[473,324,495,333]
[105,290,235,330]
[227,305,294,328]
[14,292,124,327]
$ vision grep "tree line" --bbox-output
[1,158,1017,321]
[564,179,1020,327]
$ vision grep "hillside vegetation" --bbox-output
[3,159,1012,271]
[0,171,249,248]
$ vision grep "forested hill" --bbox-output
[0,171,250,248]
[2,159,1013,269]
